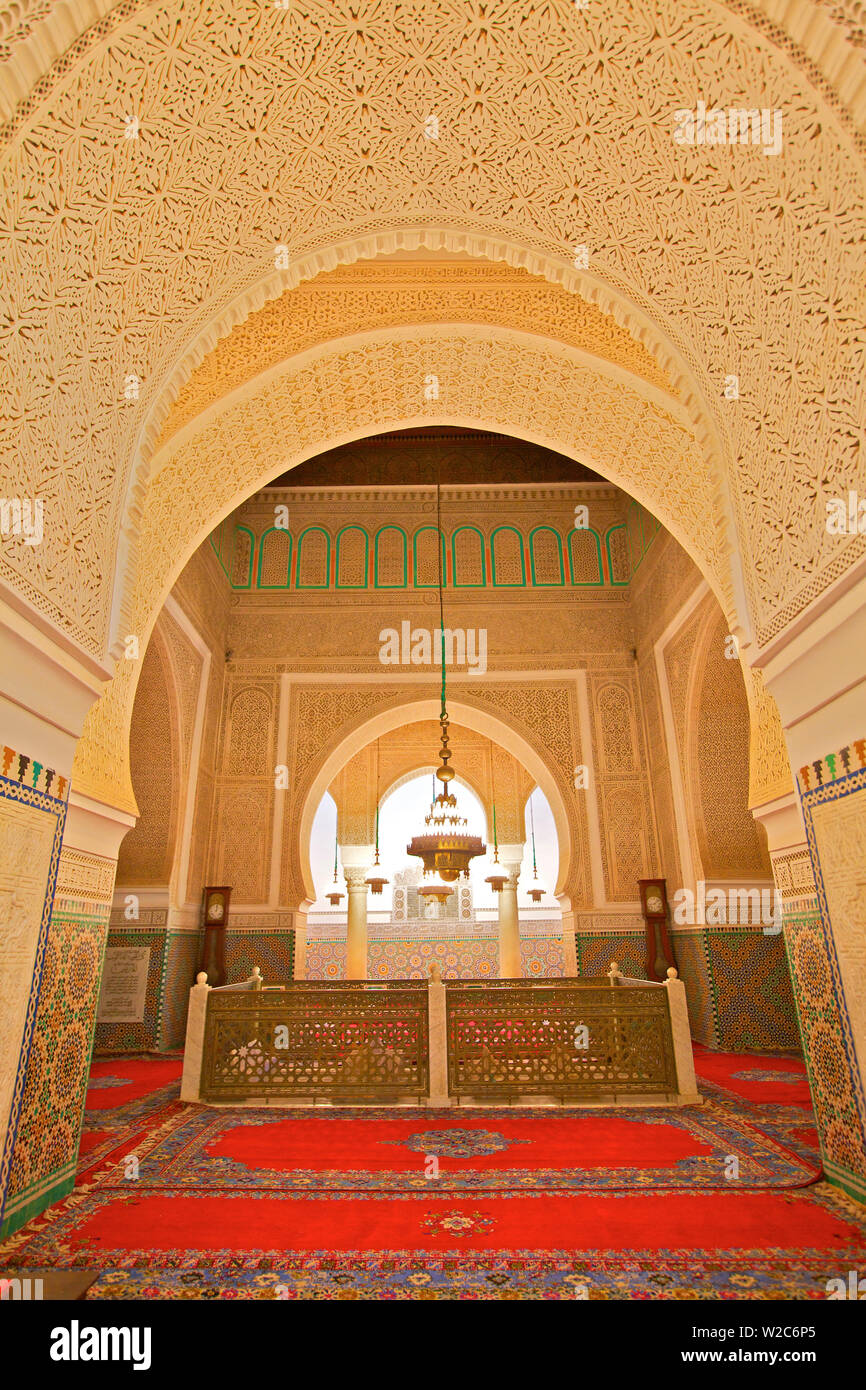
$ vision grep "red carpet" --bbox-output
[61,1190,865,1255]
[3,1046,863,1299]
[203,1113,715,1173]
[692,1046,812,1106]
[88,1097,815,1193]
[77,1132,111,1156]
[86,1058,184,1110]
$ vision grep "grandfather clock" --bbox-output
[199,885,231,987]
[638,877,676,982]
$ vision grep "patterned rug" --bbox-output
[59,1099,819,1195]
[74,1056,185,1182]
[2,1048,863,1299]
[690,1046,821,1170]
[692,1045,813,1107]
[84,1057,184,1114]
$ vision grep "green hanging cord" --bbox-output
[333,830,338,883]
[436,478,447,719]
[374,740,381,864]
[441,631,446,715]
[530,795,538,875]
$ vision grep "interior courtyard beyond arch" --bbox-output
[0,0,865,1331]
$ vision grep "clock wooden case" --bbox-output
[199,886,231,987]
[638,877,677,982]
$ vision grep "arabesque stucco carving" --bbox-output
[0,0,863,675]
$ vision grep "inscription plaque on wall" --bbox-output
[97,946,150,1023]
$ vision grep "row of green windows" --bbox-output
[210,514,659,591]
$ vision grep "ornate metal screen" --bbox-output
[200,981,429,1103]
[445,980,677,1100]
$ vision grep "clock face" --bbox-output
[646,892,664,914]
[207,898,224,921]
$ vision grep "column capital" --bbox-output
[64,787,136,860]
[497,843,523,890]
[497,842,524,864]
[344,865,370,891]
[339,843,375,869]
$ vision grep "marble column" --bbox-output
[292,906,308,980]
[343,866,370,980]
[558,901,578,976]
[497,858,523,978]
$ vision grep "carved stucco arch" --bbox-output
[97,238,741,686]
[683,600,779,873]
[115,618,181,888]
[332,753,497,849]
[296,697,574,908]
[3,2,865,135]
[682,597,736,869]
[330,733,536,855]
[72,324,737,814]
[377,766,491,836]
[373,766,546,845]
[1,0,863,676]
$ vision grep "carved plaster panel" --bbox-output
[2,0,862,676]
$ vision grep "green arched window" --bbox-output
[529,526,565,586]
[451,526,487,587]
[336,526,369,588]
[566,527,603,586]
[414,526,446,587]
[490,525,526,586]
[295,526,331,589]
[256,526,292,588]
[374,526,408,588]
[605,524,630,586]
[230,525,255,589]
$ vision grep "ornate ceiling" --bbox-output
[0,0,862,809]
[3,2,865,129]
[155,263,674,448]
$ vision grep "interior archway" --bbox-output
[71,324,745,816]
[297,697,574,907]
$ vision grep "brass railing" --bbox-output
[445,978,677,1101]
[183,966,697,1107]
[198,979,429,1103]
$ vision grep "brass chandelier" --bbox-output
[526,794,545,903]
[365,740,389,895]
[407,483,486,893]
